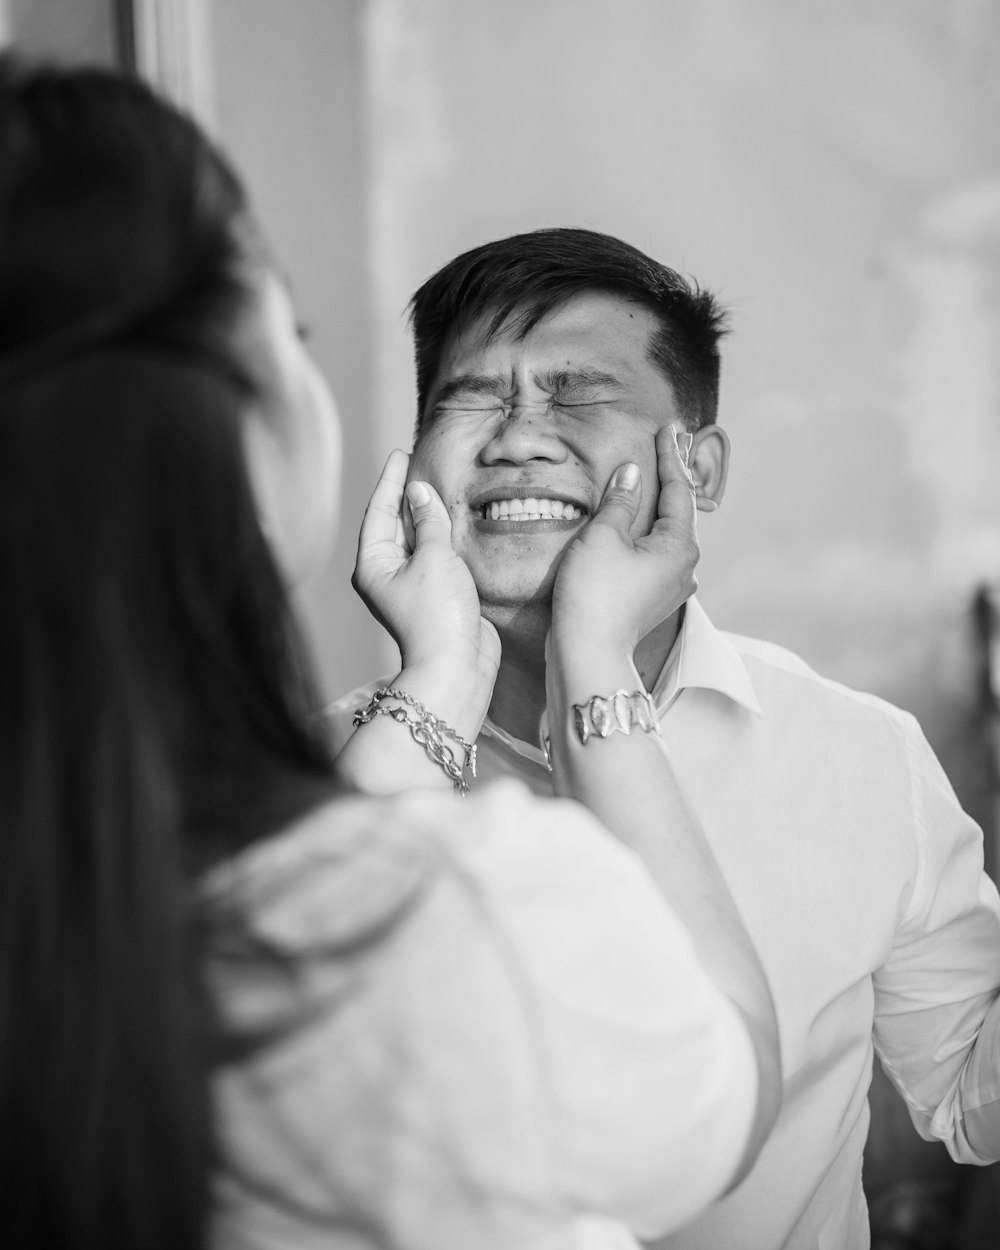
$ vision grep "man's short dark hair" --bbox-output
[408,227,729,434]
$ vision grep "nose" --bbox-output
[479,405,568,466]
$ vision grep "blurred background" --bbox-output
[4,1,1000,1244]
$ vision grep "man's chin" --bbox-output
[466,544,566,605]
[462,543,570,643]
[476,577,556,636]
[480,597,554,657]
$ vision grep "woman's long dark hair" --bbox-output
[0,59,338,1249]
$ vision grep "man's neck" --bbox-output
[486,607,685,745]
[634,607,685,692]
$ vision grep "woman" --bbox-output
[0,58,773,1250]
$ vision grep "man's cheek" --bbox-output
[407,441,450,502]
[448,524,477,565]
[405,446,427,486]
[407,421,441,471]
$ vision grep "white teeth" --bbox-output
[485,498,583,522]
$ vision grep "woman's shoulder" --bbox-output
[197,781,540,950]
[199,789,445,954]
[198,779,650,956]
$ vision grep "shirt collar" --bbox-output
[481,716,551,768]
[651,597,763,718]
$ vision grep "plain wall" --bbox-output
[7,0,117,62]
[210,0,382,701]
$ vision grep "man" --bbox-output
[329,227,1000,1248]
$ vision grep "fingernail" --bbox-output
[407,481,430,506]
[614,463,640,491]
[680,431,694,459]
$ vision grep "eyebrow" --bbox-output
[432,371,513,406]
[536,367,622,392]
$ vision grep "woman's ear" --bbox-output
[689,424,730,513]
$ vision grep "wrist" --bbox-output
[353,685,476,794]
[392,660,492,745]
[545,633,639,706]
[548,615,638,666]
[542,669,662,787]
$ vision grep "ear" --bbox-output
[689,424,730,513]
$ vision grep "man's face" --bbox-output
[409,290,684,626]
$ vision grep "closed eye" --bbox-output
[437,395,505,409]
[552,396,611,411]
[432,400,505,417]
[542,368,621,410]
[431,372,512,413]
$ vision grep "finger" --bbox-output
[357,449,410,557]
[405,479,455,552]
[479,617,502,670]
[590,461,642,536]
[480,617,501,652]
[652,426,699,533]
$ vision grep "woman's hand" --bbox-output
[353,449,500,731]
[550,425,700,656]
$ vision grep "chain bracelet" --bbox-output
[353,695,472,795]
[360,687,477,779]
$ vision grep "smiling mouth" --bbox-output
[478,496,587,522]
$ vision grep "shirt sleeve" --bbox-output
[391,780,759,1239]
[873,716,1000,1164]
